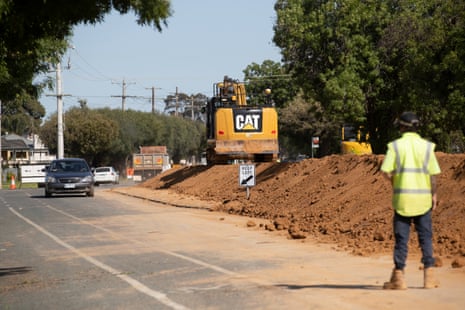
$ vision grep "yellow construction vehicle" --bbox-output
[205,76,279,164]
[341,124,372,155]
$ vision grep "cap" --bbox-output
[395,111,420,127]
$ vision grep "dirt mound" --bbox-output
[140,153,465,260]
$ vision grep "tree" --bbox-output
[279,93,337,157]
[378,0,465,152]
[95,108,165,171]
[274,0,390,147]
[92,108,206,165]
[1,90,45,135]
[40,107,119,165]
[182,93,208,122]
[273,0,465,153]
[243,60,298,108]
[0,0,172,134]
[164,92,188,116]
[164,92,207,121]
[160,116,205,163]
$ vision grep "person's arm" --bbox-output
[380,143,395,186]
[431,175,438,210]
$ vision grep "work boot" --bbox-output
[383,269,407,290]
[424,267,440,289]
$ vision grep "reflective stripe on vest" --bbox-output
[393,188,431,194]
[393,140,432,174]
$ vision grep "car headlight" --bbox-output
[82,175,94,183]
[46,176,56,183]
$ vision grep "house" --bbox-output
[1,133,55,166]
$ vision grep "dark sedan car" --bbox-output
[44,158,95,197]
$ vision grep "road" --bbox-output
[1,187,464,309]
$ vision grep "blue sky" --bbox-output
[39,0,282,117]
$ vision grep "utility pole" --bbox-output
[46,62,70,159]
[56,62,64,159]
[175,87,179,117]
[191,96,194,120]
[112,79,136,111]
[145,86,161,114]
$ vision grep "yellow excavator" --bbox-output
[205,76,279,164]
[341,124,372,155]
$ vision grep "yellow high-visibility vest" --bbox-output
[381,132,441,216]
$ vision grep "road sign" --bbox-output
[239,164,255,187]
[312,136,320,158]
[312,136,320,148]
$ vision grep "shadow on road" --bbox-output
[0,266,33,277]
[276,283,382,290]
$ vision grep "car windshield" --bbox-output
[50,160,89,173]
[95,167,110,173]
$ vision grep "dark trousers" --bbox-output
[393,209,435,270]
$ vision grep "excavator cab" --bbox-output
[214,76,247,106]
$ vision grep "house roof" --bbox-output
[1,134,31,151]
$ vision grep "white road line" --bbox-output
[8,207,189,310]
[42,203,240,277]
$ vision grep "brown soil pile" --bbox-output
[139,153,465,261]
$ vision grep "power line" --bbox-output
[73,48,114,81]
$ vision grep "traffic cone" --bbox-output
[9,175,16,190]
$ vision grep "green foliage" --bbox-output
[379,0,465,150]
[278,93,338,156]
[0,0,172,111]
[273,0,465,154]
[1,90,45,135]
[161,116,205,163]
[65,108,118,163]
[163,92,207,120]
[39,107,118,165]
[274,0,391,153]
[243,60,298,108]
[100,108,206,163]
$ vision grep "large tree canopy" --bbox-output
[379,0,465,151]
[0,0,171,134]
[273,0,465,153]
[1,90,45,135]
[39,107,119,165]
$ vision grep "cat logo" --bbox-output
[234,109,262,132]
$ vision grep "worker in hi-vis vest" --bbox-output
[381,111,441,290]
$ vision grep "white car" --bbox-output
[93,166,119,185]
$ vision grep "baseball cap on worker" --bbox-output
[395,111,420,127]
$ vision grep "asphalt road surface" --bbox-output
[1,188,464,310]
